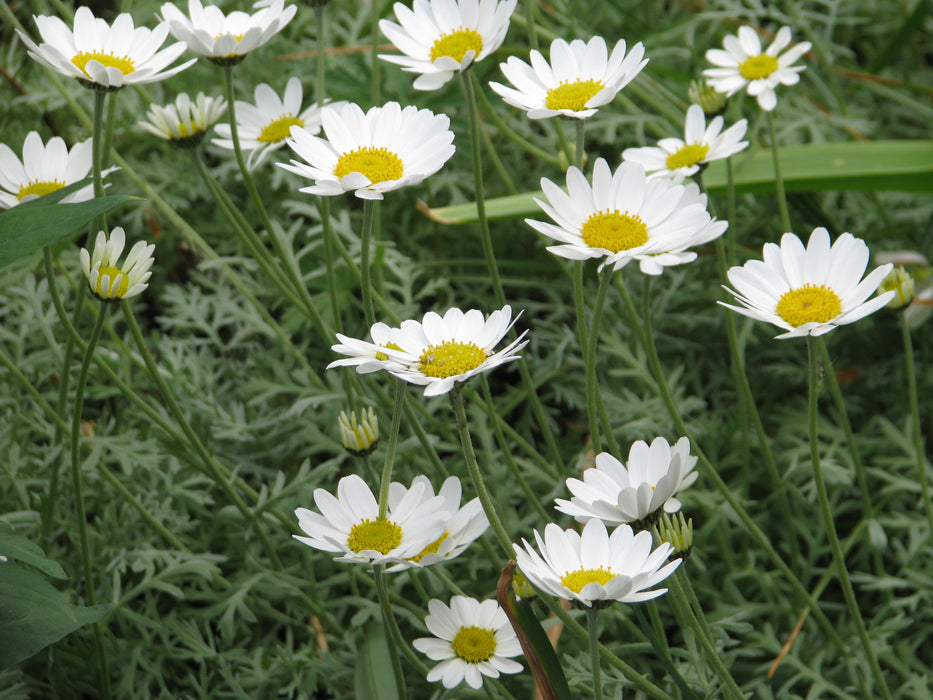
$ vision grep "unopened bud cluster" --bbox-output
[338,407,379,456]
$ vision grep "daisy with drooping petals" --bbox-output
[293,474,450,567]
[555,437,698,527]
[721,227,895,339]
[160,0,296,64]
[413,596,523,689]
[379,0,518,91]
[17,6,194,90]
[703,26,811,111]
[213,77,342,169]
[80,228,156,301]
[278,101,456,200]
[139,92,227,147]
[526,158,724,274]
[489,36,647,120]
[622,104,748,181]
[514,518,681,608]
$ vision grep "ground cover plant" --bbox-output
[1,0,932,698]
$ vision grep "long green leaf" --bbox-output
[353,620,401,700]
[0,522,67,580]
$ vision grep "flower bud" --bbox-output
[877,266,915,311]
[688,78,727,117]
[338,407,379,456]
[657,511,694,558]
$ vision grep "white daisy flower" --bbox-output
[139,92,227,147]
[514,518,681,608]
[160,0,297,64]
[721,228,895,339]
[387,476,489,570]
[278,101,456,200]
[526,158,724,274]
[379,0,518,91]
[703,25,811,112]
[17,6,194,90]
[413,596,523,689]
[212,77,342,169]
[622,104,748,181]
[555,437,699,527]
[327,321,408,375]
[293,474,450,567]
[489,36,647,120]
[79,228,156,301]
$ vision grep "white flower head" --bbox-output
[328,321,409,375]
[293,474,450,568]
[79,227,156,301]
[278,101,456,200]
[526,158,724,274]
[703,25,811,111]
[721,227,895,339]
[489,36,647,120]
[514,518,681,607]
[555,437,699,526]
[17,7,195,90]
[413,596,523,689]
[160,0,297,64]
[139,92,227,147]
[622,104,748,181]
[379,0,518,91]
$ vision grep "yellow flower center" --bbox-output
[561,567,616,594]
[176,121,202,138]
[544,79,605,112]
[738,54,779,80]
[581,210,649,253]
[334,147,404,184]
[71,51,136,77]
[665,143,710,170]
[346,518,402,554]
[258,114,304,143]
[17,179,65,201]
[94,265,129,298]
[419,341,486,379]
[409,532,448,563]
[451,625,497,663]
[775,284,842,327]
[375,341,403,362]
[429,27,483,63]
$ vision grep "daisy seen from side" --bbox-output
[413,596,523,689]
[139,92,227,147]
[489,36,647,120]
[327,321,408,375]
[80,228,156,301]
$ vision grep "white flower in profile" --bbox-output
[555,437,699,526]
[139,92,227,147]
[278,101,456,200]
[379,0,518,90]
[703,25,811,111]
[413,596,523,689]
[160,0,296,64]
[721,227,895,339]
[80,228,156,301]
[622,104,748,181]
[489,36,647,120]
[527,158,723,274]
[293,474,449,568]
[514,518,681,608]
[17,6,194,90]
[213,77,342,169]
[327,321,408,375]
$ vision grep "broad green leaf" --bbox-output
[0,522,67,580]
[0,562,111,670]
[353,620,401,700]
[421,140,933,224]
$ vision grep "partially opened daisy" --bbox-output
[704,25,811,111]
[622,104,748,181]
[489,36,647,120]
[413,596,523,689]
[527,158,722,273]
[139,92,226,148]
[514,518,681,607]
[213,77,341,169]
[379,0,518,90]
[160,0,297,64]
[721,227,895,339]
[278,101,456,200]
[80,228,156,301]
[293,474,449,567]
[327,321,408,375]
[17,6,194,90]
[555,437,698,527]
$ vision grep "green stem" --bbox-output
[574,118,586,170]
[586,268,614,454]
[767,111,791,232]
[901,315,933,530]
[587,607,603,700]
[359,198,377,328]
[91,90,107,202]
[373,565,410,699]
[377,380,406,519]
[725,157,737,267]
[807,337,892,699]
[524,0,538,51]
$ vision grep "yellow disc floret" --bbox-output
[775,284,842,327]
[430,27,483,63]
[258,114,304,144]
[409,532,448,563]
[665,143,710,170]
[738,54,779,80]
[375,341,403,362]
[581,210,649,253]
[94,265,129,298]
[419,341,486,379]
[544,79,604,112]
[346,518,403,554]
[71,51,136,77]
[334,147,404,184]
[561,567,616,594]
[17,179,66,201]
[451,626,497,663]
